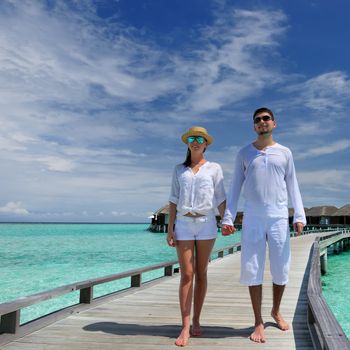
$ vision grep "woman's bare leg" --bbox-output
[175,240,195,346]
[192,239,215,336]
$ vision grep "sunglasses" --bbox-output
[254,115,272,124]
[254,115,273,124]
[187,136,206,144]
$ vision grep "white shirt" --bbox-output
[169,161,226,216]
[222,143,306,225]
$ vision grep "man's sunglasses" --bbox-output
[187,136,206,144]
[254,115,273,124]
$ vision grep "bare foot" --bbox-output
[250,323,266,343]
[271,311,289,331]
[191,321,202,336]
[175,328,190,347]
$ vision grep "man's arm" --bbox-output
[285,151,306,236]
[222,152,245,234]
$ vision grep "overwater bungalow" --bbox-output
[331,204,350,225]
[149,204,170,232]
[305,205,338,225]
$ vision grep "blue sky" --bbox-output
[1,0,350,222]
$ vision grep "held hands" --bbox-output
[293,222,304,237]
[222,224,236,236]
[167,230,176,247]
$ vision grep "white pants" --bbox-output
[175,215,217,240]
[240,215,291,286]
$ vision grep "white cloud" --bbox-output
[176,9,287,113]
[37,156,76,172]
[298,170,350,192]
[285,71,350,112]
[295,139,350,159]
[0,201,29,215]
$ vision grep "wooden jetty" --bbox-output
[1,230,350,349]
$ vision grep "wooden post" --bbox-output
[164,265,173,276]
[0,310,20,334]
[80,287,93,304]
[320,252,327,275]
[131,274,141,287]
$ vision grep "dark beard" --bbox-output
[258,130,270,135]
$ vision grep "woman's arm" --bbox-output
[217,200,226,219]
[167,202,177,247]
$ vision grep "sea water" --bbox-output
[0,223,241,324]
[321,249,350,339]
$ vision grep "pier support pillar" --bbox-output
[320,252,327,275]
[345,238,350,251]
[334,242,340,254]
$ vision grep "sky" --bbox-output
[1,0,350,223]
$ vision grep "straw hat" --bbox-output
[181,126,213,145]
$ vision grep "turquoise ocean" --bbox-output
[0,223,240,325]
[321,249,350,338]
[1,223,349,339]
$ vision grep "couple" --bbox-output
[166,107,306,346]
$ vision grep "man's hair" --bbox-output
[253,107,275,120]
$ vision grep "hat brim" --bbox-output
[181,131,213,145]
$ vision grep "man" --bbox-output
[222,107,306,343]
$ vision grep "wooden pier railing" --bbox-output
[0,242,241,344]
[307,230,350,349]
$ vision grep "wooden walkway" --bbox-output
[1,234,318,350]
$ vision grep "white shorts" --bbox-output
[175,215,218,241]
[240,215,291,286]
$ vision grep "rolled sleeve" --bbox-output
[214,164,226,206]
[169,166,179,204]
[286,152,306,225]
[222,152,245,226]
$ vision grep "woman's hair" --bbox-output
[183,148,192,167]
[182,147,206,167]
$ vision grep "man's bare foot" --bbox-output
[175,328,190,347]
[250,323,266,343]
[271,311,289,331]
[191,321,202,336]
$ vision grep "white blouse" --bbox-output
[222,143,306,225]
[169,161,226,216]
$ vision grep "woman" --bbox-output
[167,126,226,347]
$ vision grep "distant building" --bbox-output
[305,206,338,225]
[149,204,350,232]
[331,204,350,225]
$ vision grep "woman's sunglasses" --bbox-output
[254,115,273,124]
[187,136,206,144]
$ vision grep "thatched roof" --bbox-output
[154,204,170,215]
[306,206,338,217]
[332,204,350,216]
[288,208,309,216]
